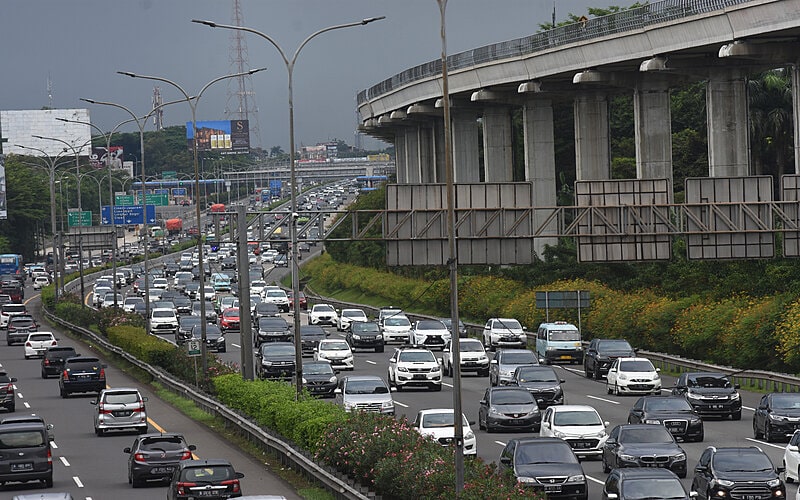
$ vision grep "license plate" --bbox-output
[196,490,220,497]
[573,441,591,449]
[151,466,174,474]
[559,355,572,359]
[544,485,562,493]
[11,462,33,472]
[413,374,426,380]
[710,404,724,409]
[113,410,133,417]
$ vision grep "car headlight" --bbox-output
[344,401,356,411]
[619,453,637,461]
[769,413,786,421]
[328,376,337,383]
[517,476,537,484]
[618,373,628,380]
[478,355,488,361]
[546,346,556,351]
[489,406,502,415]
[376,334,383,339]
[263,360,275,366]
[553,430,566,439]
[352,334,361,340]
[644,419,661,425]
[653,374,661,380]
[715,479,735,487]
[381,400,394,409]
[686,392,702,400]
[672,453,686,461]
[317,352,328,359]
[500,370,513,377]
[596,430,607,439]
[566,474,585,483]
[465,431,475,440]
[730,392,740,401]
[767,478,782,488]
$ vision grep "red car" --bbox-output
[219,307,241,332]
[289,291,307,310]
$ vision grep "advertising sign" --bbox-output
[186,120,249,154]
[101,205,156,225]
[90,146,124,169]
[0,156,6,219]
[269,179,282,198]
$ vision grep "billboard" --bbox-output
[186,120,249,154]
[90,146,124,169]
[1,109,92,157]
[0,156,6,219]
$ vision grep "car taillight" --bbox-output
[44,359,50,366]
[47,448,52,464]
[99,368,105,379]
[25,341,31,347]
[62,370,69,380]
[177,482,196,494]
[180,451,192,460]
[4,383,13,394]
[221,479,240,493]
[133,452,146,462]
[98,404,113,414]
[51,340,57,346]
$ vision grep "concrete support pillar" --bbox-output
[482,106,513,182]
[574,92,611,180]
[523,98,558,255]
[634,79,673,193]
[793,63,800,174]
[394,132,408,183]
[451,110,481,182]
[707,68,750,177]
[418,125,435,184]
[433,119,446,183]
[404,126,422,183]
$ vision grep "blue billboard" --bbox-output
[269,180,282,198]
[101,205,156,225]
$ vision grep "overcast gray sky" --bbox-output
[1,0,599,151]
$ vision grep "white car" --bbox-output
[151,277,169,290]
[539,404,608,459]
[380,314,412,343]
[338,308,368,331]
[441,338,490,377]
[605,357,662,396]
[263,249,278,263]
[93,286,112,307]
[784,430,800,483]
[102,291,123,308]
[23,332,58,359]
[250,280,268,296]
[148,307,179,335]
[309,304,338,327]
[315,339,354,371]
[0,303,27,329]
[263,289,290,312]
[387,347,442,391]
[482,317,527,351]
[409,319,451,350]
[412,409,477,456]
[32,276,50,290]
[122,296,144,313]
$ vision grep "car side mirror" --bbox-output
[437,359,443,365]
[606,494,619,500]
[234,472,245,479]
[604,421,610,427]
[9,377,17,383]
[605,438,616,445]
[777,466,786,474]
[468,420,476,426]
[390,387,397,392]
[188,444,197,451]
[89,400,97,405]
[142,397,149,402]
[694,465,707,472]
[689,493,698,499]
[499,456,511,465]
[123,447,132,454]
[789,445,799,452]
[490,359,498,365]
[334,388,342,394]
[734,384,741,389]
[479,399,487,405]
[560,379,566,383]
[656,368,661,373]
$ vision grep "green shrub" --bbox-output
[106,325,175,366]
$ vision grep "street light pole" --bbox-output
[193,15,384,397]
[116,68,266,380]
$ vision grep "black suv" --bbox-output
[753,392,800,442]
[0,371,17,412]
[509,365,565,409]
[672,372,742,420]
[690,446,785,500]
[41,345,78,378]
[59,356,107,397]
[346,321,385,352]
[257,342,296,380]
[583,338,636,379]
[257,317,291,345]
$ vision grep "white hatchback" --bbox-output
[24,332,58,359]
[413,409,477,456]
[315,339,354,371]
[539,404,609,459]
[605,357,662,396]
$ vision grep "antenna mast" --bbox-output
[225,0,261,149]
[47,74,53,108]
[152,86,164,131]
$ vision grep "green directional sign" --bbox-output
[162,170,177,180]
[134,193,169,206]
[115,195,134,205]
[67,210,92,227]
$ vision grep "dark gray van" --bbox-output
[0,421,53,487]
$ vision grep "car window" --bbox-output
[141,437,186,451]
[321,342,349,351]
[500,352,537,364]
[619,360,655,372]
[459,341,484,352]
[491,390,535,405]
[104,392,140,404]
[516,442,575,464]
[621,478,686,499]
[619,426,674,443]
[517,368,558,383]
[771,394,800,409]
[644,398,693,412]
[398,351,436,362]
[713,452,774,472]
[553,410,602,426]
[345,380,388,394]
[28,334,53,341]
[181,466,234,481]
[0,431,45,448]
[547,329,580,341]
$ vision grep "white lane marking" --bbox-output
[494,440,507,447]
[365,360,377,365]
[73,476,84,487]
[23,402,30,408]
[394,400,409,408]
[16,392,22,399]
[60,456,70,466]
[746,437,784,450]
[586,475,605,485]
[586,394,620,405]
[742,405,755,411]
[50,441,58,449]
[231,343,241,348]
[442,382,453,388]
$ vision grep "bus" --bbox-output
[0,254,23,281]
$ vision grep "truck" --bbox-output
[165,218,183,235]
[210,203,226,213]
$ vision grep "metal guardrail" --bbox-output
[305,292,800,393]
[49,281,373,500]
[357,0,753,105]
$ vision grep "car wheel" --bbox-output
[131,475,142,488]
[754,419,763,439]
[490,374,497,387]
[432,384,442,392]
[614,383,620,396]
[138,426,148,434]
[606,383,613,395]
[6,404,14,413]
[375,346,384,353]
[95,427,103,436]
[732,410,742,421]
[45,474,53,488]
[480,368,490,377]
[478,414,485,431]
[694,430,704,442]
[765,422,774,442]
[602,454,611,473]
[593,365,601,380]
[60,388,68,398]
[41,370,47,379]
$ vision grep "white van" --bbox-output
[535,321,583,365]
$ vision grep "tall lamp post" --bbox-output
[81,97,187,323]
[56,115,140,307]
[13,145,71,299]
[193,15,384,396]
[113,67,266,380]
[32,135,92,307]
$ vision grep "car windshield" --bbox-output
[385,317,410,327]
[2,304,25,313]
[421,412,469,428]
[343,310,366,319]
[770,394,800,409]
[266,290,287,298]
[0,431,45,448]
[180,318,201,328]
[262,345,295,356]
[516,442,576,464]
[501,352,537,364]
[322,342,349,351]
[492,390,535,405]
[688,374,731,388]
[153,310,174,318]
[398,351,436,362]
[598,340,633,351]
[644,398,693,412]
[619,360,655,372]
[181,466,234,482]
[223,309,239,318]
[495,319,522,330]
[259,319,287,329]
[713,452,775,472]
[460,341,484,352]
[345,380,389,394]
[417,320,446,330]
[305,364,334,376]
[517,368,558,383]
[548,329,580,341]
[621,479,687,499]
[619,426,674,444]
[28,334,52,341]
[104,391,140,404]
[553,410,602,426]
[353,323,380,333]
[314,305,335,313]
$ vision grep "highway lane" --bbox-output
[3,287,301,499]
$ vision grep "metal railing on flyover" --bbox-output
[52,279,373,500]
[304,292,800,393]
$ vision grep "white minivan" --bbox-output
[535,321,583,365]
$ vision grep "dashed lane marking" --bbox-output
[586,395,620,405]
[494,440,506,447]
[60,456,70,466]
[73,476,84,487]
[746,437,784,450]
[394,400,409,408]
[365,360,377,365]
